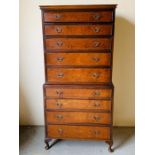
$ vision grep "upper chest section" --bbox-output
[40,5,116,23]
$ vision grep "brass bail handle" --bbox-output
[92,72,100,78]
[93,130,100,135]
[57,73,64,78]
[93,91,101,96]
[93,13,101,20]
[55,27,62,33]
[56,41,63,47]
[56,101,63,107]
[56,114,63,119]
[55,14,62,19]
[93,41,100,47]
[58,128,63,135]
[92,57,100,62]
[56,90,63,98]
[94,101,100,107]
[57,56,64,62]
[93,115,101,121]
[94,27,100,33]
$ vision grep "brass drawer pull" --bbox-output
[56,101,63,108]
[93,101,100,107]
[56,41,63,47]
[92,130,101,135]
[56,114,63,119]
[55,27,62,33]
[56,56,64,62]
[57,73,64,78]
[93,91,101,96]
[93,115,101,121]
[93,27,100,33]
[58,128,63,135]
[93,13,101,20]
[55,14,62,19]
[93,41,100,47]
[56,90,63,97]
[92,73,100,78]
[92,57,100,62]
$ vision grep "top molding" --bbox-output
[40,4,117,10]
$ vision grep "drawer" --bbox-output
[46,68,111,83]
[46,99,111,111]
[46,111,111,124]
[44,85,113,99]
[47,125,110,140]
[43,11,113,22]
[46,53,111,66]
[44,24,113,36]
[45,38,112,51]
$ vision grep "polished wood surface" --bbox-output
[45,86,113,99]
[46,99,111,111]
[46,53,111,66]
[46,111,111,124]
[46,68,111,83]
[44,24,113,36]
[45,38,112,51]
[43,11,113,22]
[40,4,117,10]
[41,5,116,151]
[47,125,110,140]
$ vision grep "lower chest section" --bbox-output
[44,85,113,140]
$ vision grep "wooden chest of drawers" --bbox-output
[40,4,116,152]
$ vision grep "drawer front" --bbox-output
[44,24,113,36]
[46,111,111,124]
[43,11,113,22]
[47,68,111,83]
[45,38,112,50]
[45,87,112,99]
[47,125,110,140]
[46,53,111,66]
[46,99,111,111]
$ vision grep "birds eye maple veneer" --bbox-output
[40,4,117,152]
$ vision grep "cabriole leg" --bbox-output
[45,138,51,150]
[44,138,61,150]
[106,140,114,152]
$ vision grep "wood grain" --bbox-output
[46,99,111,111]
[46,53,111,66]
[45,38,112,50]
[43,11,113,22]
[41,5,116,149]
[45,86,112,99]
[47,125,110,140]
[44,24,113,36]
[47,68,111,83]
[46,111,111,124]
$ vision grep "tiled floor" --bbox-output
[20,126,134,155]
